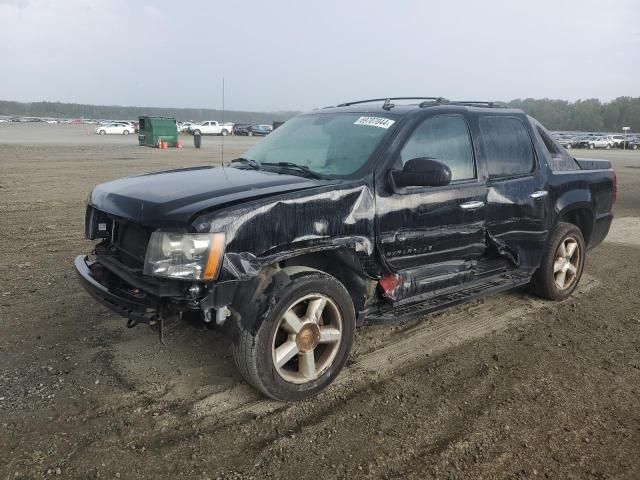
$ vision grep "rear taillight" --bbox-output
[612,169,617,209]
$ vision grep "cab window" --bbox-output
[400,115,475,181]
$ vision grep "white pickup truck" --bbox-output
[189,121,234,136]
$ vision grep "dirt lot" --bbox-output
[1,123,639,479]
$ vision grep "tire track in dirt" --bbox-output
[190,275,600,424]
[603,217,640,247]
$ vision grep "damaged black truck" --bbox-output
[75,98,615,401]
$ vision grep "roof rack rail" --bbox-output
[332,98,507,110]
[419,98,449,108]
[336,97,449,110]
[447,101,507,108]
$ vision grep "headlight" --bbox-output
[143,232,225,281]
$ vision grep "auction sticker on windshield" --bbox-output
[354,116,396,129]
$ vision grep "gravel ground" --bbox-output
[1,123,639,479]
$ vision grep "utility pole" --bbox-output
[623,126,630,150]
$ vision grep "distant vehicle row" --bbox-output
[176,121,274,136]
[553,132,639,150]
[0,117,276,137]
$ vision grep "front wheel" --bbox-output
[530,222,585,301]
[221,129,229,136]
[192,130,201,136]
[123,130,129,135]
[99,130,106,135]
[232,268,355,401]
[589,144,595,149]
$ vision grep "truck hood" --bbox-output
[90,165,330,227]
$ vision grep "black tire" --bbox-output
[123,130,129,135]
[530,222,585,301]
[193,129,201,136]
[221,129,229,136]
[247,131,253,137]
[99,130,106,135]
[633,144,638,150]
[232,268,355,402]
[589,144,594,149]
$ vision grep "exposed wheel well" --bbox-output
[280,249,373,315]
[558,208,593,246]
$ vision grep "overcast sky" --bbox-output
[1,0,638,112]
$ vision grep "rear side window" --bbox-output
[536,127,562,156]
[534,123,580,171]
[400,115,475,181]
[479,116,535,177]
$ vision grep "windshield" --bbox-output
[241,113,396,177]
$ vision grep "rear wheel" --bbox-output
[247,131,253,137]
[221,129,229,136]
[589,144,594,149]
[99,130,106,135]
[530,222,585,301]
[123,130,129,135]
[232,268,355,401]
[193,129,201,136]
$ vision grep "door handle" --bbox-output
[459,201,485,210]
[530,190,548,200]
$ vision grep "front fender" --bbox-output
[194,183,377,282]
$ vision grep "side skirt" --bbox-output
[365,271,532,324]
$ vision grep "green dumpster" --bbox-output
[138,116,178,147]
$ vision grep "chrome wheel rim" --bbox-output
[554,236,580,290]
[272,293,343,384]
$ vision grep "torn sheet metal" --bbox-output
[484,229,520,267]
[193,184,377,282]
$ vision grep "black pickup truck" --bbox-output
[75,97,616,401]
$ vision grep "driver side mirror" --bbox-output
[391,158,452,188]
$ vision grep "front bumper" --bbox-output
[74,255,160,325]
[75,255,240,326]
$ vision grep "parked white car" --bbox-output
[95,123,135,135]
[588,136,613,149]
[605,135,624,148]
[189,121,233,136]
[178,121,194,132]
[114,121,138,132]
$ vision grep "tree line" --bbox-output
[0,100,297,125]
[506,97,640,132]
[1,97,639,132]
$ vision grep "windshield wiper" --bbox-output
[261,162,327,179]
[230,157,260,170]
